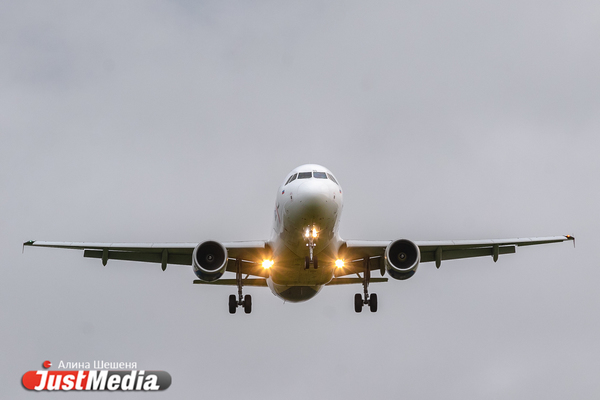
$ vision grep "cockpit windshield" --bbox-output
[293,171,339,184]
[285,173,297,185]
[327,173,338,185]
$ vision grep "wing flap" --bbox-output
[326,277,388,285]
[226,259,269,278]
[420,245,516,263]
[193,279,268,286]
[83,250,192,266]
[334,257,384,277]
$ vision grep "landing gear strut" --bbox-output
[304,226,319,269]
[229,259,252,314]
[354,257,378,313]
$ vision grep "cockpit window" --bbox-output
[313,171,327,179]
[285,173,297,185]
[327,173,338,185]
[297,172,312,179]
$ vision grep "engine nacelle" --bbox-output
[192,241,228,282]
[385,239,420,280]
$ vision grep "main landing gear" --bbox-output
[229,259,252,314]
[354,257,378,313]
[229,294,251,314]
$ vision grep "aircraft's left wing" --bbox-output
[336,235,575,277]
[23,240,270,277]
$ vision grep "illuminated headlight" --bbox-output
[262,260,274,269]
[312,228,318,238]
[335,259,344,268]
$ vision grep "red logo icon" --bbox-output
[43,361,51,369]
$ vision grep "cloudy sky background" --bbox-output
[2,1,599,398]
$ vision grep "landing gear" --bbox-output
[369,293,378,313]
[354,292,377,313]
[354,257,378,313]
[304,256,319,269]
[304,225,319,269]
[229,294,237,314]
[243,294,252,314]
[354,293,363,313]
[229,293,252,314]
[228,259,252,314]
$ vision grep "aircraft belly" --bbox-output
[269,263,333,286]
[267,278,323,303]
[268,239,339,286]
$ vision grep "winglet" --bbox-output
[23,240,35,253]
[565,235,575,248]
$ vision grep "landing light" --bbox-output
[262,260,274,269]
[335,259,344,268]
[312,228,318,238]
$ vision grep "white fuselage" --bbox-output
[265,164,344,302]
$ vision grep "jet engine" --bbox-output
[192,241,228,282]
[384,239,420,280]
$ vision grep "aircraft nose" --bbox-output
[296,180,337,215]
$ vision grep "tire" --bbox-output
[305,256,310,269]
[313,256,318,269]
[369,293,378,313]
[244,294,252,314]
[354,293,363,313]
[228,294,237,314]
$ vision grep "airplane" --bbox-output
[24,164,575,314]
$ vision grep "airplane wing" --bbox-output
[336,235,575,277]
[23,240,270,278]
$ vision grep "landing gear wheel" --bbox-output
[305,256,310,270]
[313,256,318,269]
[354,293,363,313]
[228,294,237,314]
[243,294,252,314]
[369,293,378,313]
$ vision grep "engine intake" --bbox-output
[385,239,420,280]
[192,241,228,282]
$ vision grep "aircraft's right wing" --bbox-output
[336,235,575,277]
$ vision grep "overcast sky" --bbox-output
[2,1,599,399]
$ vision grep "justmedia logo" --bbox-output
[22,361,171,391]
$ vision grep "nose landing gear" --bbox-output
[304,226,319,269]
[354,257,378,313]
[229,259,252,314]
